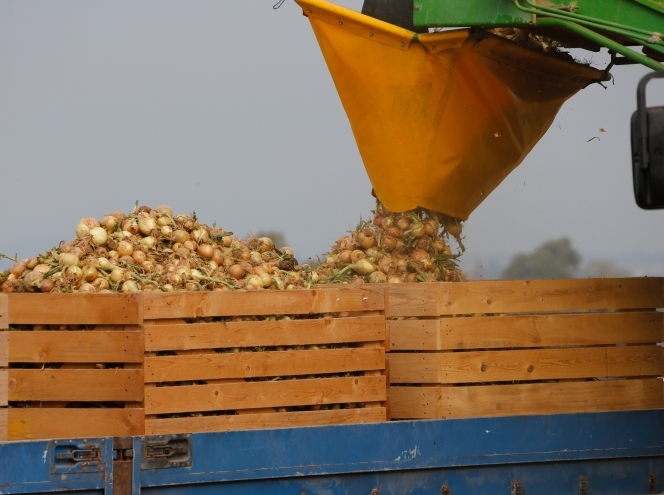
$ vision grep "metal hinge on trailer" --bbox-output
[141,433,192,470]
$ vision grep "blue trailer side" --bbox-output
[2,410,663,494]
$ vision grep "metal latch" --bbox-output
[141,434,192,470]
[50,439,106,475]
[56,449,101,462]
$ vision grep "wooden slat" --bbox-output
[146,375,386,414]
[388,319,440,351]
[387,345,662,384]
[0,332,7,367]
[0,294,7,329]
[388,386,439,419]
[145,316,385,352]
[386,284,438,317]
[8,369,143,402]
[437,278,664,316]
[439,378,664,419]
[145,407,386,435]
[143,286,384,319]
[8,331,144,363]
[145,348,384,383]
[7,408,144,440]
[7,293,143,325]
[0,370,7,406]
[0,408,7,442]
[431,312,663,350]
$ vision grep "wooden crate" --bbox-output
[141,286,387,434]
[0,293,144,441]
[386,278,664,420]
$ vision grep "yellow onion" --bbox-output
[83,265,98,282]
[161,225,173,237]
[79,283,96,293]
[350,250,365,263]
[245,275,264,289]
[101,215,118,232]
[117,241,134,257]
[90,227,108,246]
[26,258,38,270]
[138,215,156,235]
[197,244,214,260]
[369,272,387,283]
[156,205,173,217]
[121,280,140,292]
[110,268,125,283]
[76,217,100,239]
[139,236,157,251]
[353,259,375,276]
[59,252,79,267]
[66,266,83,280]
[259,272,272,288]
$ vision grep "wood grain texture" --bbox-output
[387,319,440,351]
[0,294,7,329]
[440,378,664,419]
[434,312,664,350]
[0,332,7,367]
[145,316,385,351]
[145,348,384,383]
[0,370,7,406]
[145,407,387,435]
[388,386,439,419]
[8,369,143,402]
[387,346,662,384]
[0,408,6,441]
[7,293,143,325]
[437,278,664,316]
[7,408,144,440]
[146,375,386,414]
[143,286,385,319]
[9,331,144,363]
[386,284,438,317]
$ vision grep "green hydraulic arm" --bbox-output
[411,0,664,70]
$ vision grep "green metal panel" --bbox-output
[413,0,531,27]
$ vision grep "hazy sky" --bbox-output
[1,1,663,276]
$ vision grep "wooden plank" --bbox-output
[0,408,7,441]
[145,348,384,383]
[0,370,7,406]
[388,319,440,351]
[437,378,664,419]
[386,284,438,317]
[145,407,386,435]
[8,331,144,363]
[8,369,143,402]
[146,375,386,414]
[431,312,664,350]
[7,293,143,325]
[436,278,664,316]
[0,332,7,367]
[606,345,663,377]
[7,408,144,440]
[0,294,7,329]
[143,286,385,320]
[387,346,663,384]
[145,316,385,352]
[388,386,439,419]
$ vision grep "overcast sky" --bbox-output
[1,1,662,277]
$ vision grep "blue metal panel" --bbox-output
[137,410,664,488]
[0,437,113,494]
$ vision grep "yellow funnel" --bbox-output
[296,0,605,219]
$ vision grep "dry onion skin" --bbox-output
[1,204,316,294]
[316,201,466,284]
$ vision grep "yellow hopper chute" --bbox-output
[296,0,606,219]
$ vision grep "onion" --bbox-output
[311,271,320,283]
[23,270,44,291]
[138,215,156,236]
[194,244,212,260]
[446,220,463,237]
[250,251,262,265]
[258,237,275,253]
[161,284,174,292]
[101,215,118,233]
[185,281,198,291]
[350,250,365,263]
[246,274,264,289]
[432,239,446,253]
[40,278,55,292]
[228,264,245,280]
[173,230,189,244]
[108,250,119,260]
[66,266,83,280]
[10,263,25,278]
[357,230,375,249]
[407,222,426,238]
[192,228,209,243]
[117,241,134,257]
[395,258,408,273]
[156,205,173,217]
[176,247,190,258]
[388,275,403,283]
[110,211,127,222]
[79,283,96,293]
[443,245,452,256]
[378,255,393,274]
[387,227,402,239]
[169,273,182,286]
[337,237,354,251]
[411,249,430,263]
[280,247,295,257]
[183,240,196,251]
[259,272,272,288]
[417,237,431,251]
[212,249,224,265]
[132,250,147,264]
[1,280,14,293]
[110,268,125,283]
[92,278,110,291]
[381,235,397,250]
[373,215,384,227]
[26,258,39,270]
[190,269,204,281]
[59,252,79,267]
[83,265,98,282]
[90,227,108,246]
[369,271,387,283]
[353,259,375,275]
[76,217,100,239]
[397,217,410,230]
[139,236,157,251]
[121,280,140,292]
[121,219,139,235]
[161,225,173,237]
[157,216,171,227]
[222,235,233,248]
[382,216,394,229]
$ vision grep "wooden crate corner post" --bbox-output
[0,293,8,441]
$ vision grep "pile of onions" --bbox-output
[316,202,466,284]
[1,205,316,294]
